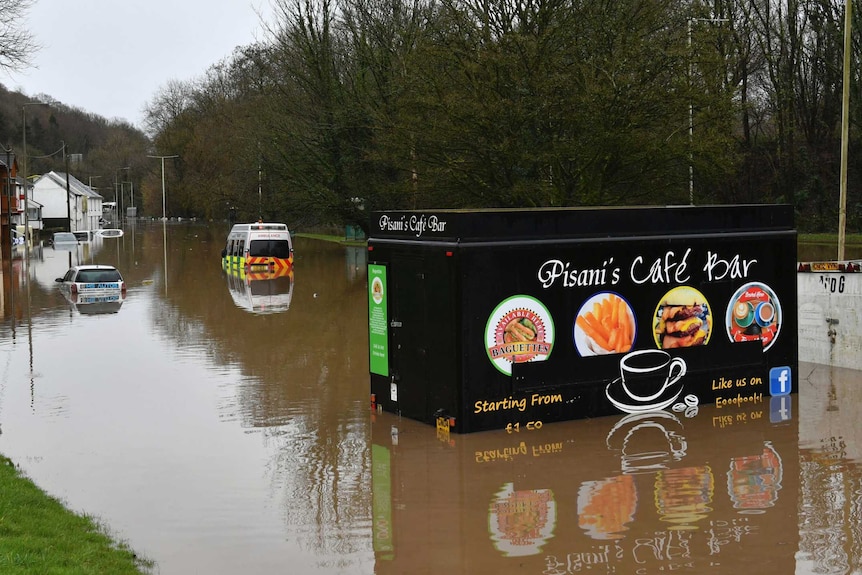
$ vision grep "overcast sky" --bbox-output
[4,0,273,129]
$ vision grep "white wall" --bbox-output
[32,178,69,219]
[798,269,862,370]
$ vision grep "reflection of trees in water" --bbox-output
[147,224,373,561]
[263,420,372,560]
[798,439,862,574]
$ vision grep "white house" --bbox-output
[32,171,103,232]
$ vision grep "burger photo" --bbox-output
[653,286,711,349]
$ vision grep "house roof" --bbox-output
[36,171,103,200]
[0,153,18,169]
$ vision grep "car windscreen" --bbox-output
[249,239,291,258]
[54,233,76,242]
[76,269,122,283]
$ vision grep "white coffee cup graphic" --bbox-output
[619,349,686,402]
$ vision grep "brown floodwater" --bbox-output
[0,223,859,574]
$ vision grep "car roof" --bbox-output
[70,264,120,271]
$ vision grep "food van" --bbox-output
[367,205,798,433]
[222,222,294,275]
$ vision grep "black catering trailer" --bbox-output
[367,205,797,434]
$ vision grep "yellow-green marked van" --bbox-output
[222,222,294,276]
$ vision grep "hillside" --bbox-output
[0,84,151,212]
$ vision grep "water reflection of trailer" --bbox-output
[223,266,294,314]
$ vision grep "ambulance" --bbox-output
[221,222,294,278]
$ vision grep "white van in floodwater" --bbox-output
[222,222,294,276]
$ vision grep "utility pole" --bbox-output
[62,141,72,231]
[147,155,178,220]
[838,0,851,260]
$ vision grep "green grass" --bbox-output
[0,456,152,574]
[294,232,367,246]
[798,233,862,246]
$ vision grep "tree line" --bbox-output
[0,84,150,197]
[140,0,862,233]
[4,0,860,234]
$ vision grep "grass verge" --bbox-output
[798,233,862,246]
[0,456,152,574]
[294,232,367,246]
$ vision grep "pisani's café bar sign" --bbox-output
[367,205,797,434]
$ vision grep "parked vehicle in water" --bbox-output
[51,231,79,247]
[221,222,294,274]
[55,265,126,305]
[72,230,93,242]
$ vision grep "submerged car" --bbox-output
[51,231,79,247]
[55,265,126,306]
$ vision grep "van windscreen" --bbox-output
[249,240,291,258]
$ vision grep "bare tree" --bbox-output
[0,0,39,71]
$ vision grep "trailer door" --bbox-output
[388,253,430,422]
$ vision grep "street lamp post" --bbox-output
[147,155,178,220]
[838,0,851,260]
[115,166,130,225]
[688,17,728,205]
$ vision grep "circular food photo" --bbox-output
[574,292,636,357]
[653,286,711,349]
[485,295,555,375]
[725,282,782,351]
[370,277,384,304]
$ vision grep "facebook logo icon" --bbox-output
[769,366,792,396]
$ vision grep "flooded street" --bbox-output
[0,222,860,574]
